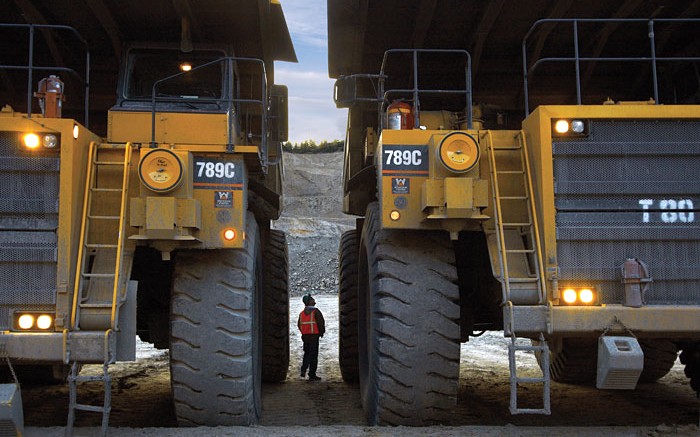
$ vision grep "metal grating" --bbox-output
[0,132,59,329]
[553,120,700,305]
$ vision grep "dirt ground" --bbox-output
[21,152,700,436]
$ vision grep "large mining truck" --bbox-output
[329,0,700,425]
[0,0,295,432]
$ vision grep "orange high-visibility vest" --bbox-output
[299,309,318,334]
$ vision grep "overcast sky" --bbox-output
[276,1,347,144]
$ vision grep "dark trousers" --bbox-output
[301,334,320,377]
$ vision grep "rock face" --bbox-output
[273,151,354,296]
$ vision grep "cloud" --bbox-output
[275,1,345,143]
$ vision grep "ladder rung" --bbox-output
[93,161,124,166]
[496,170,525,175]
[81,273,115,278]
[513,408,550,415]
[74,404,108,413]
[515,377,546,384]
[91,188,123,193]
[79,303,113,309]
[508,277,539,283]
[501,222,532,227]
[506,249,536,254]
[499,196,528,200]
[85,244,118,249]
[87,215,120,220]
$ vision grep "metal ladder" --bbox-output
[66,343,113,437]
[71,142,133,332]
[485,130,550,414]
[66,142,133,436]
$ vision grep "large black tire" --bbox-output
[638,339,678,382]
[679,342,700,397]
[261,229,290,383]
[537,338,597,384]
[338,230,359,383]
[170,212,262,426]
[358,202,460,425]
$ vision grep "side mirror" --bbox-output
[269,84,288,142]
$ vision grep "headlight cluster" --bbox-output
[552,119,588,137]
[14,312,54,331]
[559,287,597,305]
[22,133,60,150]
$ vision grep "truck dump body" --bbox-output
[329,1,700,112]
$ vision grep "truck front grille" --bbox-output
[0,132,59,329]
[553,120,700,305]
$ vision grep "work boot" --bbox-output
[308,375,321,381]
[300,371,306,379]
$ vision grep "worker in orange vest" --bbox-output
[297,294,325,381]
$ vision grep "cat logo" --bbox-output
[215,191,233,208]
[392,177,410,194]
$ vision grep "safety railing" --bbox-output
[522,18,700,115]
[150,56,268,159]
[378,49,473,132]
[0,23,91,127]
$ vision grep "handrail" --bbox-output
[522,18,700,115]
[0,23,91,127]
[149,56,268,161]
[378,49,473,132]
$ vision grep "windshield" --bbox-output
[125,48,225,99]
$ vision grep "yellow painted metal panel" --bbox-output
[108,110,230,144]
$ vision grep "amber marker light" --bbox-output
[180,62,193,72]
[223,229,236,241]
[18,314,34,330]
[389,210,400,221]
[73,124,80,139]
[23,133,40,149]
[36,314,53,330]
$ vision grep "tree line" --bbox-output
[282,139,344,154]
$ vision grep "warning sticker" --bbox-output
[215,191,233,208]
[392,177,410,194]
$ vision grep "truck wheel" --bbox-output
[262,229,290,383]
[338,230,359,383]
[679,343,700,397]
[538,338,597,384]
[170,212,262,426]
[358,202,460,425]
[639,339,678,382]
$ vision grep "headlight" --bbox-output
[437,132,480,173]
[138,149,184,193]
[552,119,589,137]
[22,132,61,150]
[13,312,55,331]
[559,287,598,305]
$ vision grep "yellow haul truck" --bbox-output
[0,0,295,432]
[329,0,700,425]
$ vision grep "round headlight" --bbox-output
[554,120,570,134]
[571,120,585,134]
[437,132,480,173]
[42,134,59,148]
[18,314,34,330]
[562,288,577,304]
[36,314,53,330]
[579,288,594,304]
[23,133,40,149]
[138,149,184,193]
